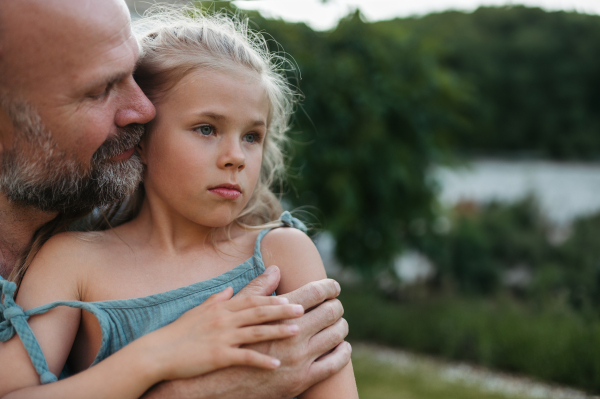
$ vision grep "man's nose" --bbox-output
[114,76,156,127]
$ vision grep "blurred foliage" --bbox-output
[415,197,600,313]
[417,198,549,295]
[256,13,472,274]
[386,6,600,159]
[551,213,600,310]
[341,286,600,393]
[382,198,600,391]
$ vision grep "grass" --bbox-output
[340,286,600,393]
[351,344,585,399]
[353,352,526,399]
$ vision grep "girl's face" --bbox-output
[139,67,269,228]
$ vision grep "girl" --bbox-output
[0,7,357,399]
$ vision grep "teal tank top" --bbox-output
[0,212,306,385]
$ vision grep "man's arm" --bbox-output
[142,266,351,399]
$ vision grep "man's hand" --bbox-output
[142,266,351,399]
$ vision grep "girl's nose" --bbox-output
[219,137,245,171]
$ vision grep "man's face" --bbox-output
[0,0,156,212]
[0,94,145,212]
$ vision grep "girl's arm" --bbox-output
[0,233,303,399]
[261,227,359,399]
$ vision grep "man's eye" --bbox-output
[88,85,110,100]
[196,125,214,136]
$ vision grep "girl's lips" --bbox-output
[110,147,135,161]
[209,187,242,199]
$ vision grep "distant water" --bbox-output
[434,159,600,225]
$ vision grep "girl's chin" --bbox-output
[174,199,250,229]
[189,211,241,229]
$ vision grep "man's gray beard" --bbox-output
[0,96,144,213]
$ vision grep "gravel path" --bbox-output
[353,342,598,399]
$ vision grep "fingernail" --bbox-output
[334,281,341,294]
[271,359,281,368]
[292,304,304,315]
[346,342,352,353]
[288,324,299,334]
[264,265,278,275]
[277,297,289,305]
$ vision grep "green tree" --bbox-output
[255,12,471,273]
[385,6,600,159]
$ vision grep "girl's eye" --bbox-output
[243,133,260,143]
[196,125,214,136]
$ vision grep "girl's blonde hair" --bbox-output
[131,5,296,229]
[9,5,297,289]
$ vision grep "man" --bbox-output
[0,0,351,397]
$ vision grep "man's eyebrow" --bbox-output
[85,70,132,92]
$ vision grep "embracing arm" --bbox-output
[262,228,358,399]
[142,267,352,399]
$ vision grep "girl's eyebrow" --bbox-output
[201,112,226,121]
[197,112,265,127]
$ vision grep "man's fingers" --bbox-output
[233,323,300,345]
[279,279,341,308]
[307,316,349,357]
[236,266,281,298]
[307,341,352,385]
[296,298,344,339]
[227,295,289,312]
[226,348,282,370]
[235,303,304,326]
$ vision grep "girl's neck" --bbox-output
[125,196,237,256]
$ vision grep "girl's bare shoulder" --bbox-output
[35,230,117,263]
[260,226,314,257]
[16,230,115,307]
[260,227,327,294]
[24,230,121,285]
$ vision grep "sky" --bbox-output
[232,0,600,31]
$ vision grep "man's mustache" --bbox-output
[91,124,145,163]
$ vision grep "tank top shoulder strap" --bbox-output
[0,277,104,384]
[253,211,308,260]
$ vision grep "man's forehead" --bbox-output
[0,0,135,93]
[2,0,131,43]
